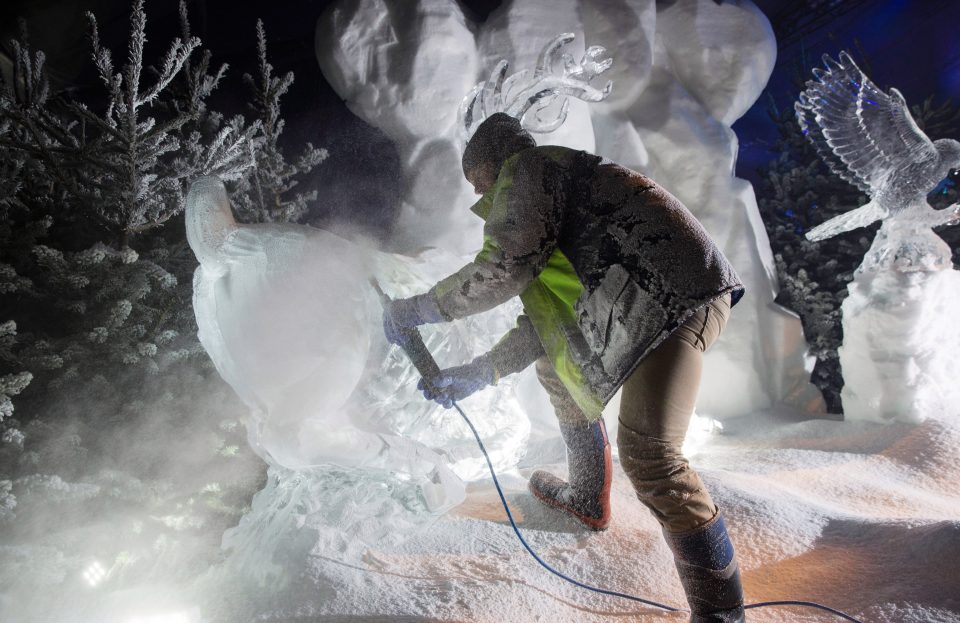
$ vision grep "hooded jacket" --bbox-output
[431,115,744,420]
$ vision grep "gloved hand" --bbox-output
[382,293,445,346]
[418,355,497,408]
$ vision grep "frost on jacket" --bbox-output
[430,141,744,419]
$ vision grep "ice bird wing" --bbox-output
[795,51,936,196]
[805,201,885,242]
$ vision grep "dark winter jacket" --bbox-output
[431,118,744,420]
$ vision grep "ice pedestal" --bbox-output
[821,208,960,423]
[839,261,960,423]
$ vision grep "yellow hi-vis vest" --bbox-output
[467,183,606,421]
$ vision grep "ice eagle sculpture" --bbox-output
[796,53,960,423]
[458,32,613,143]
[796,51,960,271]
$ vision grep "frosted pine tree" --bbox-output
[0,0,331,539]
[0,1,321,585]
[0,6,250,404]
[163,1,264,213]
[756,95,870,414]
[230,20,327,223]
[80,1,257,240]
[0,26,49,457]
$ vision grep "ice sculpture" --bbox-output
[477,2,600,153]
[611,0,816,417]
[796,51,960,263]
[458,32,612,141]
[316,0,481,254]
[797,52,960,422]
[317,0,820,419]
[186,176,532,534]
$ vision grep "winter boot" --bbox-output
[665,511,746,623]
[528,418,612,531]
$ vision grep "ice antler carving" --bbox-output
[458,33,613,142]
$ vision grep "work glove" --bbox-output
[382,293,446,346]
[418,355,497,408]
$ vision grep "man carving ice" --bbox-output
[382,110,746,622]
[381,28,750,619]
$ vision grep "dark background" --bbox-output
[2,0,958,221]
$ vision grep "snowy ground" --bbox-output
[5,406,959,623]
[220,409,960,623]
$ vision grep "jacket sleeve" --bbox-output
[483,314,544,379]
[429,150,561,320]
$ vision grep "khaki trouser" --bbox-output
[535,294,732,534]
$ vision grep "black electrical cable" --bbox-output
[450,400,866,623]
